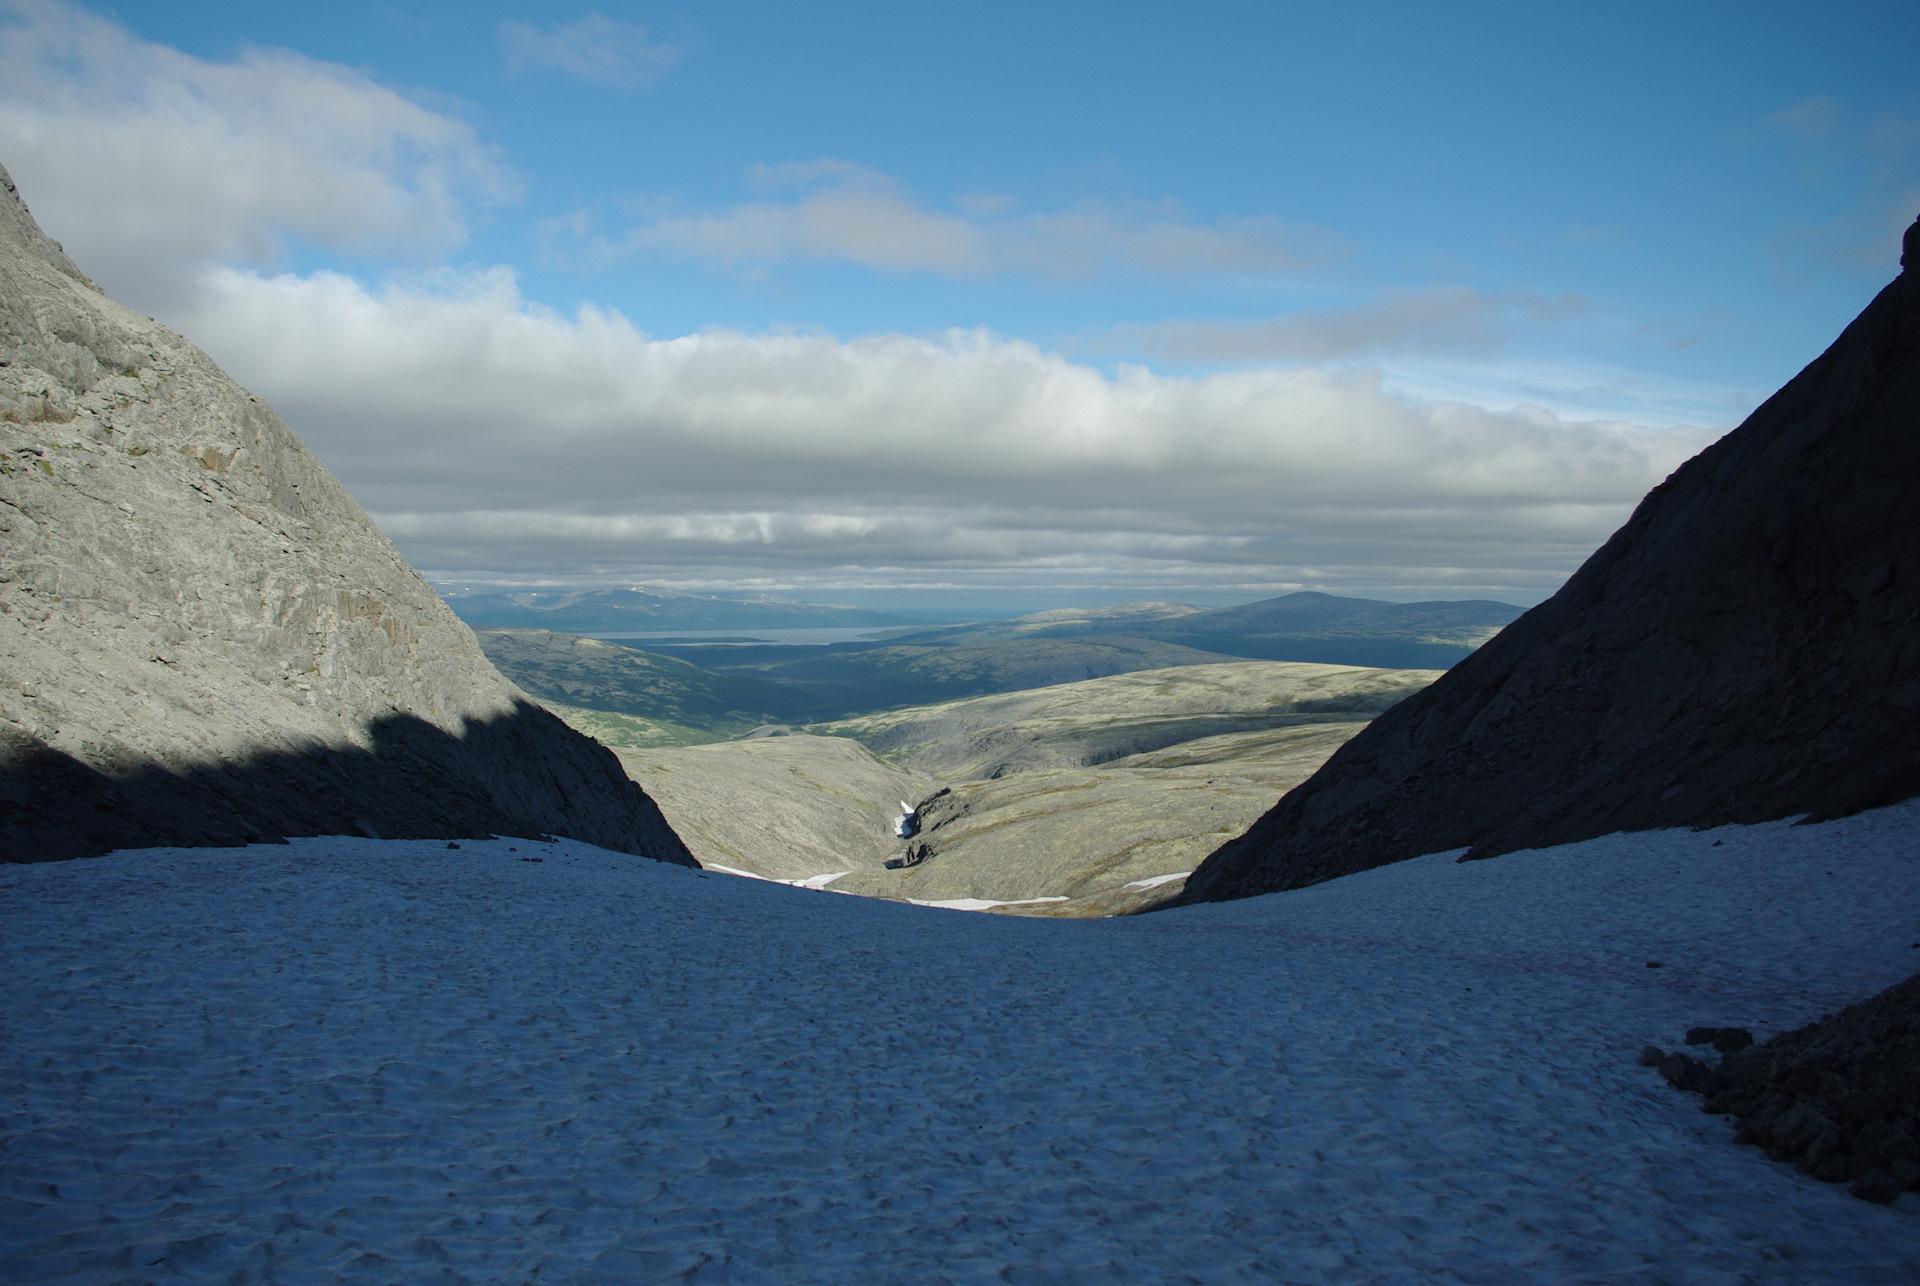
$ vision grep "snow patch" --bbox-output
[4,810,1920,1280]
[703,862,852,891]
[1123,871,1191,890]
[904,894,1072,912]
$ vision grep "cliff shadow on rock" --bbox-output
[0,699,695,864]
[1177,220,1920,906]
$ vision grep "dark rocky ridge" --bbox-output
[1648,972,1920,1204]
[0,161,693,864]
[1181,222,1920,904]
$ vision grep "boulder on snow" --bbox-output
[1657,973,1920,1204]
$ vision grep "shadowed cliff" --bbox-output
[0,702,688,861]
[1180,222,1920,905]
[0,160,693,865]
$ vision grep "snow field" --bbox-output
[4,803,1920,1283]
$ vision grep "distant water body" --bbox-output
[583,627,915,647]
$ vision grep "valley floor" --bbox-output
[5,804,1920,1283]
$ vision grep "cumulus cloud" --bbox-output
[174,267,1718,600]
[0,0,514,311]
[0,3,1720,603]
[1101,288,1590,364]
[498,13,682,90]
[588,161,1339,281]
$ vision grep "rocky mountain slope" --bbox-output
[1181,223,1920,904]
[0,162,692,864]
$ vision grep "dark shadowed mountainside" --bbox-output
[892,592,1522,669]
[0,162,692,864]
[1180,226,1920,905]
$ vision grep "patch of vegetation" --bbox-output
[536,702,724,749]
[816,659,1439,780]
[646,635,1238,721]
[475,627,809,732]
[479,592,1501,740]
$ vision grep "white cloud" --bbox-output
[1102,288,1590,364]
[588,161,1339,281]
[174,266,1719,600]
[0,4,1725,604]
[498,13,682,90]
[0,0,515,311]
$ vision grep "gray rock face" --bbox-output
[1182,229,1920,903]
[0,161,693,865]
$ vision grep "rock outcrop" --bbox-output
[1181,220,1920,903]
[0,162,693,865]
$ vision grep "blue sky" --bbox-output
[3,1,1916,611]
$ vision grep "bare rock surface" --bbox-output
[1183,235,1920,904]
[0,162,691,864]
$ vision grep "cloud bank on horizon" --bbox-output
[1,0,1914,609]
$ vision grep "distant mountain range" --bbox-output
[476,628,1245,734]
[890,592,1525,670]
[444,586,923,632]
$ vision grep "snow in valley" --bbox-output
[5,803,1920,1282]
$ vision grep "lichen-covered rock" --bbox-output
[0,160,693,865]
[1182,217,1920,904]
